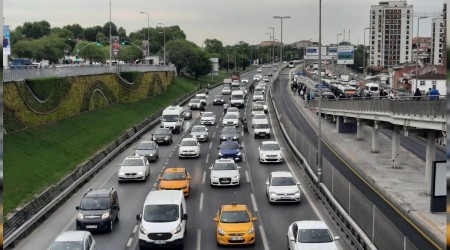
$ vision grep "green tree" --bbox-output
[187,48,213,80]
[102,22,118,37]
[76,41,106,63]
[165,39,198,75]
[63,24,84,38]
[83,26,103,42]
[11,40,36,58]
[10,26,25,45]
[348,45,364,73]
[22,20,51,39]
[35,35,68,63]
[118,45,143,63]
[204,38,223,54]
[118,27,127,40]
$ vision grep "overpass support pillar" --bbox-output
[356,119,364,141]
[425,130,436,195]
[371,121,379,153]
[391,125,400,168]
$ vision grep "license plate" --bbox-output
[221,180,230,183]
[154,240,166,244]
[86,225,97,229]
[231,237,243,241]
[281,197,291,200]
[259,133,266,136]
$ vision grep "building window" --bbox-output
[432,81,437,85]
[419,81,425,86]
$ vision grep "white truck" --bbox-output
[340,74,350,82]
[230,90,245,108]
[223,78,232,85]
[161,105,184,134]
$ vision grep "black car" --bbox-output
[76,188,120,232]
[182,109,192,120]
[152,128,173,145]
[220,126,240,142]
[213,95,225,105]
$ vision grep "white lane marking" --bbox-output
[259,225,270,250]
[243,153,246,162]
[133,225,138,233]
[61,214,78,232]
[213,131,216,137]
[202,171,206,184]
[241,131,244,136]
[216,123,219,128]
[209,141,213,149]
[126,238,133,247]
[196,229,202,250]
[199,193,204,212]
[250,193,258,212]
[153,183,157,187]
[206,153,210,163]
[245,170,250,182]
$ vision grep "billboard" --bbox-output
[142,40,149,56]
[337,45,354,64]
[328,47,337,56]
[111,36,120,56]
[3,24,11,55]
[306,47,318,56]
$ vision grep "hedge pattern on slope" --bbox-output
[3,104,25,132]
[80,80,117,112]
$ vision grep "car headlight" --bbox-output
[149,154,154,157]
[137,171,144,175]
[118,172,125,176]
[140,224,149,234]
[172,224,182,234]
[211,176,218,179]
[218,227,226,236]
[233,175,240,179]
[269,191,277,196]
[165,136,170,140]
[233,136,238,139]
[101,211,110,219]
[294,191,301,196]
[221,136,226,139]
[219,152,223,156]
[247,226,255,234]
[237,151,242,156]
[77,213,84,220]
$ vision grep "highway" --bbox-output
[15,67,350,250]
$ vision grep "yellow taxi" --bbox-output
[214,203,257,246]
[158,168,191,197]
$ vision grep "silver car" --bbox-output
[118,156,150,182]
[134,140,159,161]
[190,125,209,142]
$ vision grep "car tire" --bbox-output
[108,220,114,232]
[115,211,120,222]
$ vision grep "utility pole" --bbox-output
[273,16,291,67]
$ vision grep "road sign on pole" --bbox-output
[337,45,354,65]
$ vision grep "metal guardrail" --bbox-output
[3,65,176,82]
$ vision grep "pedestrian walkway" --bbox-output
[286,82,446,246]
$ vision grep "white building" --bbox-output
[430,18,445,65]
[369,1,413,68]
[410,72,446,96]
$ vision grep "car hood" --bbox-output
[260,150,281,155]
[219,148,240,155]
[219,222,253,233]
[211,169,239,178]
[135,149,157,156]
[269,185,299,194]
[293,242,338,250]
[160,180,188,189]
[119,166,146,173]
[191,131,208,136]
[79,209,110,218]
[142,219,180,233]
[179,146,199,151]
[221,133,238,138]
[201,116,215,120]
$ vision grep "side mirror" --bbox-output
[188,176,192,180]
[214,217,219,222]
[136,214,142,221]
[209,166,213,170]
[182,214,188,220]
[237,166,241,169]
[334,236,340,241]
[113,205,118,210]
[252,217,257,221]
[289,236,295,241]
[76,206,80,210]
[266,180,269,185]
[297,182,301,186]
[217,147,220,149]
[240,146,243,149]
[206,129,209,132]
[281,148,284,150]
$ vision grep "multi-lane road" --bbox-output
[15,67,351,250]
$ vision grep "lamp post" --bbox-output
[268,26,275,63]
[140,11,150,64]
[227,48,230,73]
[415,17,427,92]
[336,33,342,45]
[363,27,370,75]
[109,0,112,66]
[266,32,272,62]
[273,16,291,66]
[317,0,323,184]
[158,23,166,65]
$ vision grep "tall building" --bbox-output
[430,18,444,65]
[369,1,413,68]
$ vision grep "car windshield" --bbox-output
[50,241,83,250]
[163,172,186,180]
[220,211,250,223]
[255,101,265,105]
[192,126,206,132]
[228,108,238,113]
[254,115,266,120]
[80,197,110,210]
[196,95,206,100]
[255,123,269,129]
[154,128,169,135]
[298,229,333,243]
[224,114,237,119]
[221,142,239,150]
[222,127,237,134]
[138,142,155,150]
[215,95,224,99]
[122,159,144,166]
[232,94,243,99]
[271,177,296,186]
[181,140,197,146]
[203,113,214,117]
[223,87,230,90]
[144,204,179,222]
[254,91,263,95]
[190,99,200,103]
[162,115,178,122]
[214,162,237,170]
[253,105,263,110]
[261,143,280,151]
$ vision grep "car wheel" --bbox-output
[179,239,184,249]
[108,220,114,232]
[115,211,120,222]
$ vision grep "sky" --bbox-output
[3,0,446,47]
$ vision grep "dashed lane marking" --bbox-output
[196,229,202,250]
[245,170,250,182]
[133,225,138,234]
[209,141,213,149]
[206,153,210,163]
[199,193,204,212]
[202,171,206,184]
[250,193,258,212]
[259,225,270,250]
[126,238,133,247]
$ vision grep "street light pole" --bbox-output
[273,16,291,67]
[336,33,342,45]
[317,0,323,184]
[363,27,370,75]
[268,26,275,63]
[415,17,427,92]
[266,32,272,62]
[140,11,150,64]
[158,23,166,65]
[109,0,112,66]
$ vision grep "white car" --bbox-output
[253,90,264,101]
[241,78,249,83]
[252,114,268,127]
[231,80,240,87]
[259,141,283,163]
[222,113,239,127]
[200,111,216,125]
[227,107,240,117]
[50,231,96,250]
[118,156,150,182]
[254,100,268,113]
[253,121,271,138]
[287,221,340,249]
[257,68,262,73]
[255,86,265,95]
[251,103,265,117]
[190,125,209,142]
[262,75,269,82]
[222,86,232,95]
[209,159,241,186]
[178,138,200,158]
[188,98,202,110]
[266,171,300,203]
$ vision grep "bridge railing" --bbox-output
[309,96,446,118]
[3,65,176,82]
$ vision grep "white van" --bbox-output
[364,83,380,97]
[162,105,184,134]
[137,190,188,249]
[230,90,245,108]
[195,93,207,106]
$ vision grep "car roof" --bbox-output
[215,159,235,163]
[294,220,329,230]
[192,125,206,128]
[182,137,198,142]
[221,140,239,146]
[54,231,89,242]
[124,155,145,160]
[222,203,248,211]
[164,167,186,173]
[262,141,278,145]
[144,190,184,205]
[270,171,293,178]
